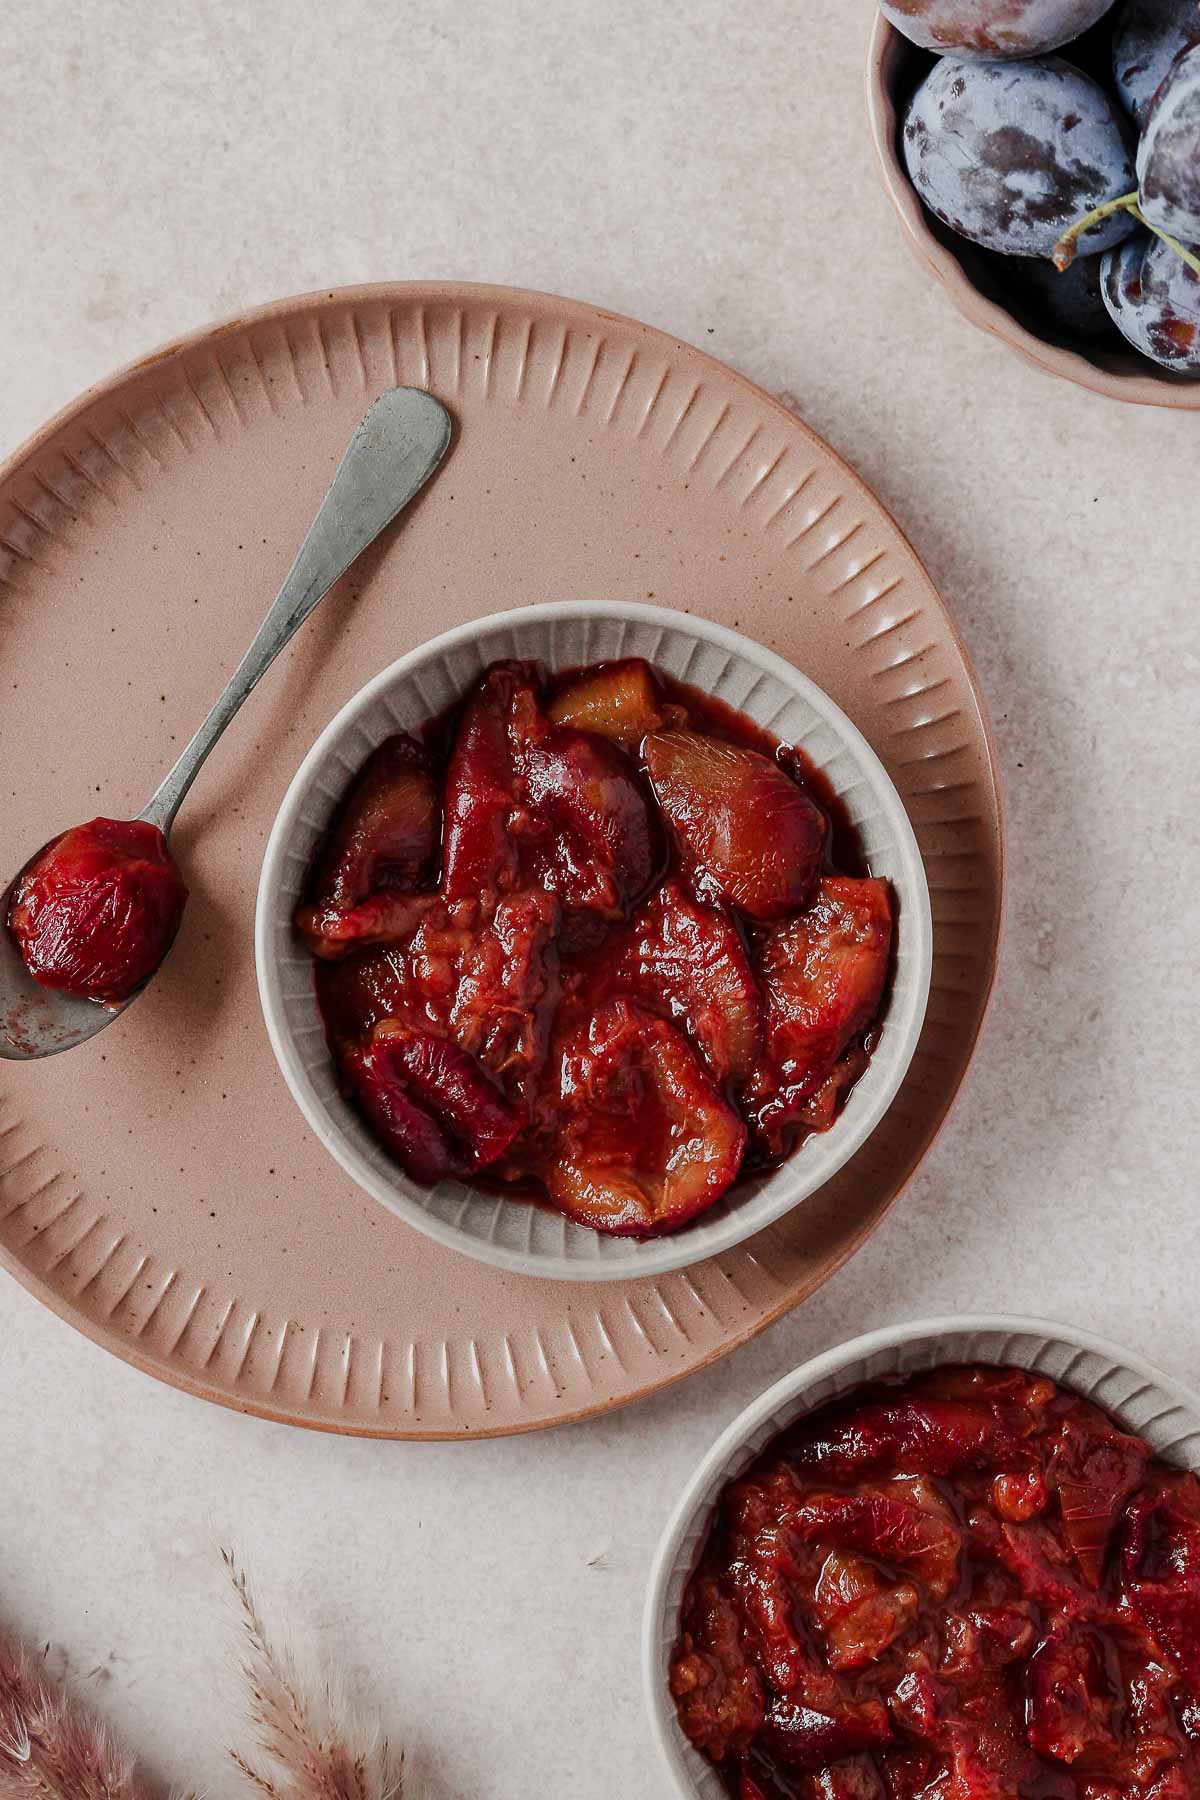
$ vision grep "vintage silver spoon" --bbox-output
[0,385,451,1060]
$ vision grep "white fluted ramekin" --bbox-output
[643,1314,1200,1800]
[255,601,932,1281]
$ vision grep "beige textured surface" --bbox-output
[0,4,1196,1798]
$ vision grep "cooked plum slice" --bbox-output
[8,817,188,1003]
[788,1490,961,1599]
[786,1392,1031,1482]
[304,656,897,1243]
[310,733,438,907]
[440,663,537,902]
[344,1027,520,1183]
[295,892,437,960]
[758,1697,892,1772]
[522,725,659,915]
[673,1366,1200,1797]
[777,1044,870,1139]
[1025,1633,1122,1773]
[1123,1474,1200,1685]
[450,888,560,1094]
[940,1604,1038,1676]
[671,1570,766,1764]
[813,1556,920,1672]
[546,657,669,745]
[373,1025,521,1169]
[614,880,761,1082]
[1048,1403,1150,1587]
[544,999,746,1235]
[644,728,824,921]
[990,1517,1092,1612]
[343,1039,456,1183]
[760,876,893,1078]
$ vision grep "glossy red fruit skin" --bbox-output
[1123,1475,1200,1686]
[343,1028,520,1183]
[785,1394,1033,1482]
[522,724,659,915]
[373,1025,522,1169]
[343,1038,458,1183]
[311,733,438,907]
[8,817,188,1003]
[672,1363,1200,1799]
[543,999,746,1236]
[644,729,824,921]
[440,662,534,902]
[753,876,893,1151]
[295,892,437,960]
[612,880,762,1083]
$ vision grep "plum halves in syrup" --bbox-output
[671,1363,1200,1799]
[7,818,188,1004]
[294,657,894,1237]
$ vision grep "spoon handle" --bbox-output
[139,386,451,835]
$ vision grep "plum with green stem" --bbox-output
[903,57,1137,258]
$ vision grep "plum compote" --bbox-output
[8,818,188,1004]
[671,1363,1200,1798]
[296,657,894,1237]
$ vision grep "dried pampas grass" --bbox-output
[0,1630,191,1800]
[0,1551,411,1800]
[224,1551,404,1800]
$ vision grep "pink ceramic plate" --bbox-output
[0,282,1002,1436]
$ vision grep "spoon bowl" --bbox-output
[0,386,451,1060]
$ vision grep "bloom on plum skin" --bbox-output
[903,57,1137,261]
[1113,0,1200,128]
[882,0,1119,59]
[1137,44,1200,242]
[1101,231,1200,372]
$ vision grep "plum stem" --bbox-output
[1053,191,1200,280]
[1052,191,1138,269]
[1128,204,1200,280]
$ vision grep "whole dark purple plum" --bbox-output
[1101,229,1200,367]
[1137,44,1200,240]
[1112,0,1200,126]
[903,57,1138,257]
[881,0,1120,57]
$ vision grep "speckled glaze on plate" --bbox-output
[867,16,1200,410]
[0,282,1002,1436]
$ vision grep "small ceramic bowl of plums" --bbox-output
[643,1313,1200,1798]
[256,601,932,1283]
[868,0,1200,406]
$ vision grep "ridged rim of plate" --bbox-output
[643,1313,1200,1799]
[0,281,1004,1436]
[256,600,934,1281]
